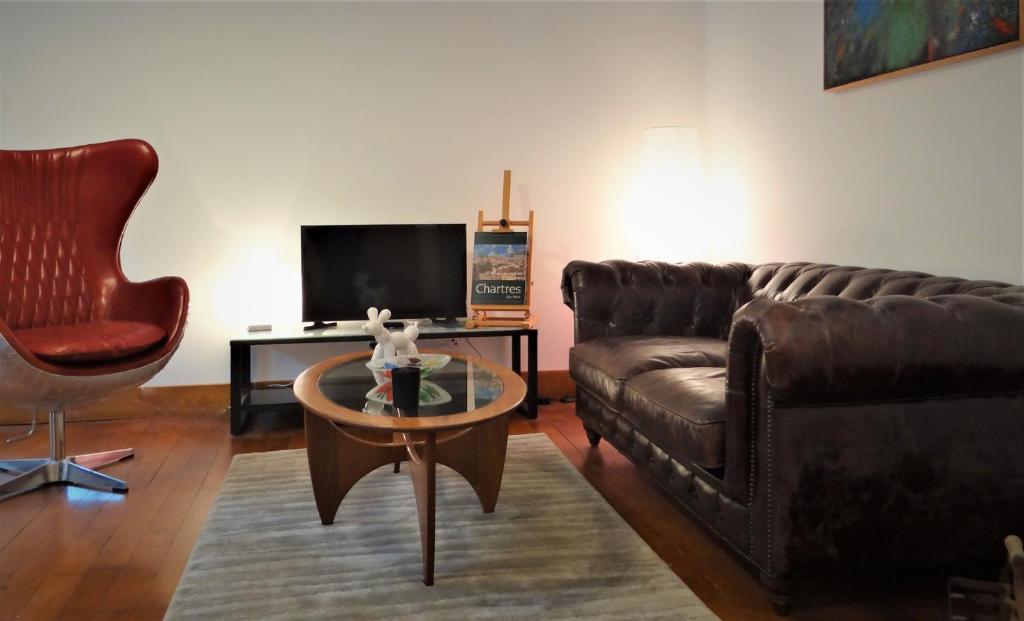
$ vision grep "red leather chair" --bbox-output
[0,139,188,501]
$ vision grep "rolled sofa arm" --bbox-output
[561,260,752,343]
[728,293,1024,405]
[725,292,1024,580]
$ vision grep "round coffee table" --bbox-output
[293,349,526,585]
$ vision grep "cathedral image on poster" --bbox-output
[471,232,529,305]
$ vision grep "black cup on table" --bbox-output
[392,366,420,414]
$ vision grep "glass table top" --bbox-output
[317,356,506,418]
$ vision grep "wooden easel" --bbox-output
[465,170,535,329]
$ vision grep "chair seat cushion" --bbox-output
[569,336,727,407]
[14,320,167,363]
[623,367,726,469]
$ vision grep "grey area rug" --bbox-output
[166,434,717,620]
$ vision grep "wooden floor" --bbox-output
[0,403,954,621]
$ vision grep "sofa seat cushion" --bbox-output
[570,336,726,407]
[14,320,167,363]
[623,367,726,469]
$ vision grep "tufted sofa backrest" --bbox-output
[563,259,1023,344]
[0,140,158,330]
[747,262,1024,305]
[562,260,756,342]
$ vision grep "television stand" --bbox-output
[381,318,464,329]
[229,322,539,435]
[303,321,337,331]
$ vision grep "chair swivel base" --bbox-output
[0,448,134,502]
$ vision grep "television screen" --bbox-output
[301,224,467,322]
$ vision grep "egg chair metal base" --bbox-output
[0,411,133,502]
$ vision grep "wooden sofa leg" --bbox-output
[760,571,794,616]
[584,427,602,447]
[772,599,791,616]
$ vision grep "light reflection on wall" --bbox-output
[702,168,753,264]
[210,237,302,330]
[625,127,705,263]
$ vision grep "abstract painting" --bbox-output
[825,0,1023,91]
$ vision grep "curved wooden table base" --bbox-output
[304,411,510,585]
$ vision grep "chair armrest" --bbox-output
[561,260,752,343]
[107,276,189,346]
[728,294,1024,405]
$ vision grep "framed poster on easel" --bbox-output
[465,170,535,329]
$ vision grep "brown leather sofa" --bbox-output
[561,260,1024,612]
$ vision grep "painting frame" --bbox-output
[825,0,1024,92]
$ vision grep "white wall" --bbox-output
[0,1,706,385]
[703,1,1024,284]
[2,1,1020,388]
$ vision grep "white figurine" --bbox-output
[391,324,420,356]
[362,307,396,384]
[362,308,423,383]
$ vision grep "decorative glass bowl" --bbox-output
[365,353,452,379]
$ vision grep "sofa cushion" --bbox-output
[623,367,726,469]
[14,320,167,363]
[570,336,726,407]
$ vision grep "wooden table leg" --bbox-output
[437,414,509,513]
[407,432,436,586]
[305,412,403,525]
[305,412,510,587]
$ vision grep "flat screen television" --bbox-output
[301,224,467,325]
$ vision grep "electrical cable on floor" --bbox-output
[5,408,38,443]
[465,338,484,359]
[455,338,555,406]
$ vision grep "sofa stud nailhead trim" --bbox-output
[747,349,760,560]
